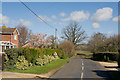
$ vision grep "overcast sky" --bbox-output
[1,2,119,41]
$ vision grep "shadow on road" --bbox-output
[93,70,120,80]
[105,66,118,68]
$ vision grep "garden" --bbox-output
[4,47,72,74]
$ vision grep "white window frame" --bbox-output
[14,34,17,40]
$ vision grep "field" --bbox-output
[75,50,93,55]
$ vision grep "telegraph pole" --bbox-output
[55,28,57,49]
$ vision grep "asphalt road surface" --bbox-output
[51,58,112,79]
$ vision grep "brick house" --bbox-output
[0,25,19,53]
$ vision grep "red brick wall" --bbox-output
[2,29,19,48]
[12,30,19,48]
[2,34,11,42]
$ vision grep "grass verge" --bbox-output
[6,58,72,74]
[75,50,93,55]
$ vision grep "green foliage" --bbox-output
[104,55,107,61]
[29,63,33,67]
[118,51,120,68]
[55,55,60,59]
[5,57,9,64]
[93,52,118,61]
[7,58,72,74]
[15,56,28,70]
[36,55,59,66]
[5,48,66,69]
[5,48,22,69]
[43,55,49,65]
[36,56,43,66]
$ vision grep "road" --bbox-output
[51,58,112,79]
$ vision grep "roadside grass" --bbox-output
[75,50,93,55]
[6,58,72,74]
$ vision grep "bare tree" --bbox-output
[62,23,87,45]
[88,32,106,52]
[17,26,31,47]
[49,35,55,48]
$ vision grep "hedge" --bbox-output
[92,52,119,61]
[4,48,66,69]
[118,50,120,67]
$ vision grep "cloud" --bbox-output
[51,15,56,19]
[91,7,113,22]
[112,16,120,22]
[62,11,90,22]
[0,13,9,25]
[60,12,66,17]
[38,15,52,22]
[92,23,100,29]
[12,19,32,27]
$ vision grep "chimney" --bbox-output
[2,24,6,28]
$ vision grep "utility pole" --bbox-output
[55,28,57,49]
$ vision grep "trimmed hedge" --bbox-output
[92,52,119,61]
[4,48,66,69]
[118,50,120,67]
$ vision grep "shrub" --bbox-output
[36,56,43,66]
[93,52,118,61]
[118,51,120,67]
[5,48,66,69]
[49,56,55,61]
[29,63,33,67]
[55,55,60,60]
[59,41,75,58]
[15,56,28,70]
[5,48,21,69]
[43,55,49,65]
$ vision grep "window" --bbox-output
[14,34,17,40]
[6,46,9,49]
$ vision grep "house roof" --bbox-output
[0,28,19,35]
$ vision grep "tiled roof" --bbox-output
[0,28,16,34]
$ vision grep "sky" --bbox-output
[1,2,119,42]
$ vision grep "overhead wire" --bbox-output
[18,0,62,42]
[18,0,54,28]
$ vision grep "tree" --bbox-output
[104,35,118,52]
[49,35,55,49]
[17,26,31,47]
[62,23,87,46]
[59,41,75,58]
[88,32,106,52]
[29,33,51,48]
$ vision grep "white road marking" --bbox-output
[82,66,84,70]
[80,59,84,79]
[81,72,84,78]
[82,62,84,66]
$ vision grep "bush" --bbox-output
[36,55,58,66]
[5,48,66,69]
[43,55,49,65]
[118,51,120,67]
[36,56,43,66]
[93,52,118,61]
[15,56,28,70]
[59,41,75,58]
[4,48,22,69]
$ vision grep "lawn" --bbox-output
[75,50,93,55]
[6,58,72,74]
